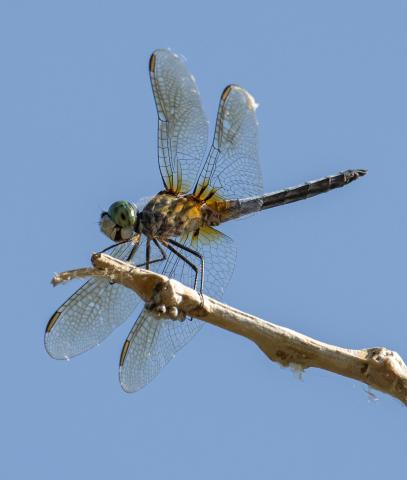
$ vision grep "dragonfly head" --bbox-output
[100,200,138,241]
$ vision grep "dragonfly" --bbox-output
[45,49,366,393]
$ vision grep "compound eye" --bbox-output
[108,201,137,228]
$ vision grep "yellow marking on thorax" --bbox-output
[173,199,187,213]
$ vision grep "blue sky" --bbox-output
[1,1,407,478]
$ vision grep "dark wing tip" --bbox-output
[220,84,246,99]
[45,310,61,334]
[150,49,178,72]
[119,339,130,367]
[149,52,157,73]
[221,85,233,101]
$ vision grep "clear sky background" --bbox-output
[1,1,406,478]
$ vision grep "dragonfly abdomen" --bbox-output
[260,169,367,210]
[216,169,367,223]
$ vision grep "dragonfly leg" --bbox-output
[165,242,200,292]
[167,238,205,312]
[157,241,201,321]
[99,234,141,261]
[125,235,142,262]
[99,239,130,254]
[98,235,142,284]
[145,239,151,270]
[135,239,167,268]
[167,238,204,294]
[126,244,138,262]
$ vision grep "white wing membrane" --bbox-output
[196,85,263,200]
[150,49,208,193]
[119,228,236,393]
[45,239,155,359]
[119,309,188,393]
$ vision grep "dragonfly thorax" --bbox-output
[139,192,219,240]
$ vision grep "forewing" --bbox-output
[195,85,263,201]
[150,49,208,193]
[45,238,158,360]
[119,227,236,392]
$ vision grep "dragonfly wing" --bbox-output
[45,238,159,360]
[119,227,236,392]
[149,49,208,194]
[195,85,263,201]
[119,309,185,393]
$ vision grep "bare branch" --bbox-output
[52,267,106,285]
[52,253,407,405]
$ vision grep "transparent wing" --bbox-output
[119,227,236,392]
[194,85,263,201]
[150,49,208,194]
[45,237,162,360]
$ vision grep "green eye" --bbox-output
[108,201,137,228]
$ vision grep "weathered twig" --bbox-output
[52,253,407,405]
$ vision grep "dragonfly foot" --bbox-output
[146,302,186,321]
[199,292,205,309]
[146,278,187,321]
